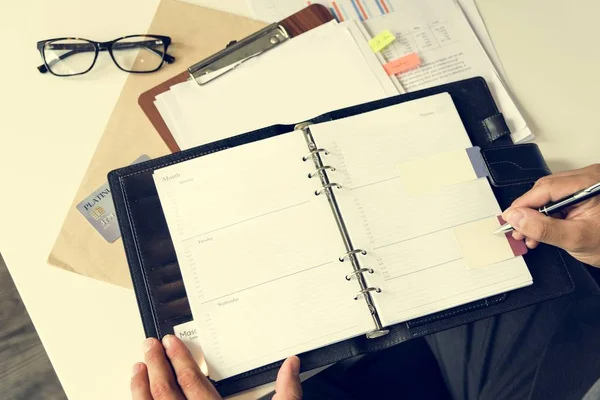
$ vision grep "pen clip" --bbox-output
[583,182,600,193]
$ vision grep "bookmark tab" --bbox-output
[383,52,421,75]
[453,216,528,269]
[497,215,529,257]
[369,29,396,53]
[397,147,487,195]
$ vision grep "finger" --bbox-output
[512,231,525,241]
[531,165,599,187]
[162,335,221,399]
[143,338,184,400]
[525,238,540,249]
[534,168,585,181]
[508,175,595,211]
[506,207,592,251]
[131,363,152,400]
[549,164,600,180]
[273,356,302,400]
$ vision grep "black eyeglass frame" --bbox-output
[36,34,175,76]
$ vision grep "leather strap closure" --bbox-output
[480,144,551,186]
[482,113,511,142]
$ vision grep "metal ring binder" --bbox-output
[345,268,374,281]
[302,148,329,162]
[308,166,336,178]
[339,249,367,262]
[315,183,342,196]
[297,120,389,339]
[354,287,382,300]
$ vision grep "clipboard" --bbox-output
[139,4,333,153]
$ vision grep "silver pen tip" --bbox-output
[493,223,514,235]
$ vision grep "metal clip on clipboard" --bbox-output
[187,23,290,85]
[138,4,334,152]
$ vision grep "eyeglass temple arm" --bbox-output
[37,41,175,73]
[109,41,175,63]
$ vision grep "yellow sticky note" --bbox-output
[369,29,396,53]
[383,52,421,75]
[397,149,477,195]
[453,217,515,269]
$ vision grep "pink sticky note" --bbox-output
[497,215,528,256]
[383,52,421,76]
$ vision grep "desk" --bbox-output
[0,0,598,399]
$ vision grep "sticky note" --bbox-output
[397,148,482,195]
[369,30,396,53]
[173,320,209,376]
[383,53,421,75]
[453,217,527,269]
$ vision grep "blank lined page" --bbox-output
[153,131,373,380]
[309,93,532,327]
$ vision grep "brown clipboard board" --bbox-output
[139,4,333,153]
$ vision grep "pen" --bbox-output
[494,182,600,235]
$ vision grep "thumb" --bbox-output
[273,356,302,400]
[506,207,588,251]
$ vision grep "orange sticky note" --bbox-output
[383,53,421,76]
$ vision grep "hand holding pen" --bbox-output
[499,164,600,268]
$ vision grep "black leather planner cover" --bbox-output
[108,77,575,396]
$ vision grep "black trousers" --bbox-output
[299,260,600,400]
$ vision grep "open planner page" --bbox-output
[153,131,375,381]
[309,93,532,327]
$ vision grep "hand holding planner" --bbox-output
[131,335,302,400]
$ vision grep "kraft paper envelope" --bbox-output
[48,0,267,288]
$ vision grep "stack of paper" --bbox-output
[155,21,398,150]
[158,0,533,149]
[243,0,532,142]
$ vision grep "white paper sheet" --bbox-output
[454,0,508,83]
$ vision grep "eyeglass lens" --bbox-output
[111,35,166,72]
[43,39,96,76]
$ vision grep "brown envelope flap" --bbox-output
[48,0,267,288]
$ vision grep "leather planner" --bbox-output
[108,77,576,396]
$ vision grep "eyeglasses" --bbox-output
[36,34,175,76]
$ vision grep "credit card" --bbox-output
[76,155,150,243]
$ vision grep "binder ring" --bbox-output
[302,148,329,162]
[308,166,336,178]
[315,183,342,196]
[345,268,374,281]
[354,287,381,300]
[339,249,367,262]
